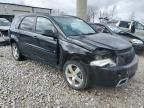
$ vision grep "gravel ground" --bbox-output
[0,46,144,108]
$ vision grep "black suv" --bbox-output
[9,14,138,90]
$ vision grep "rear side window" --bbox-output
[20,17,35,32]
[36,17,55,35]
[119,21,130,28]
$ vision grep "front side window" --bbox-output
[53,17,96,36]
[36,17,55,35]
[20,17,35,32]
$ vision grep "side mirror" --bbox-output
[43,30,57,38]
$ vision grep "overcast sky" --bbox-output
[0,0,144,21]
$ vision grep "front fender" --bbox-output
[58,40,94,70]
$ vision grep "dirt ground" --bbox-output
[0,46,144,108]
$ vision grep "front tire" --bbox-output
[63,60,90,90]
[11,42,24,61]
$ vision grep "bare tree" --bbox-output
[52,9,66,16]
[59,11,66,15]
[110,5,117,19]
[129,11,135,21]
[98,9,110,23]
[98,5,117,23]
[87,5,98,22]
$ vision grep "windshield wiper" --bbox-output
[69,33,96,37]
[83,33,97,35]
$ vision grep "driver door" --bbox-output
[34,16,58,66]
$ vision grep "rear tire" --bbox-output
[11,42,24,61]
[63,60,90,90]
[0,32,5,42]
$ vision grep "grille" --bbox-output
[116,48,135,65]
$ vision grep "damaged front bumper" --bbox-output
[89,55,138,87]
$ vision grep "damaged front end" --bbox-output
[89,47,138,87]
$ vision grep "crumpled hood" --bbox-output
[68,33,132,51]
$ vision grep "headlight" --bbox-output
[90,50,117,67]
[90,58,116,67]
[131,39,143,45]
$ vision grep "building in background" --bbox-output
[0,3,52,21]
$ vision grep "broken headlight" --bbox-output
[90,50,117,67]
[131,39,143,45]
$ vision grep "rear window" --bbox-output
[119,21,130,28]
[20,17,35,32]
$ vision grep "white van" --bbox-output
[116,20,144,36]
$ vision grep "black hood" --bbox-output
[68,33,132,51]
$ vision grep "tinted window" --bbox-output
[36,17,55,35]
[119,21,130,28]
[20,17,35,32]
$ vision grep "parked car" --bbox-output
[9,14,138,90]
[90,23,144,51]
[0,18,11,45]
[116,20,144,36]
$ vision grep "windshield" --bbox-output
[108,25,122,33]
[0,18,11,26]
[53,16,96,36]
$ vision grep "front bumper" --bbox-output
[89,55,138,87]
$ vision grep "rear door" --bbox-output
[34,16,58,66]
[18,16,38,57]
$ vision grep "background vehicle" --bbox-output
[90,23,144,51]
[0,18,11,45]
[9,14,138,90]
[116,20,144,36]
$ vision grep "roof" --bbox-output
[0,2,52,10]
[14,14,79,19]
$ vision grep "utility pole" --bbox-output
[76,0,87,21]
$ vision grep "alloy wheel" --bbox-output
[12,43,19,59]
[65,64,84,88]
